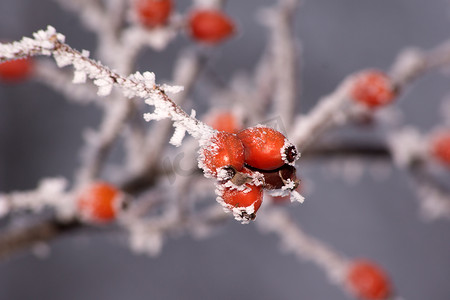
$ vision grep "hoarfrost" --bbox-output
[388,127,426,167]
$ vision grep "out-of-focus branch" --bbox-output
[76,97,134,185]
[33,60,99,104]
[0,176,164,260]
[54,0,107,35]
[124,202,229,256]
[409,163,450,221]
[291,77,354,149]
[0,219,81,261]
[270,0,300,129]
[302,142,391,159]
[125,50,206,185]
[257,208,349,284]
[0,27,215,186]
[291,40,450,151]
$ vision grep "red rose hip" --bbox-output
[430,130,450,167]
[136,0,173,28]
[206,111,241,134]
[77,182,121,223]
[350,70,395,108]
[346,259,392,300]
[237,126,298,170]
[219,183,263,222]
[0,58,33,82]
[188,9,235,44]
[200,131,245,178]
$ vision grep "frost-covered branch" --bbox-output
[0,26,214,140]
[139,50,206,175]
[291,40,450,151]
[34,60,99,104]
[415,179,450,221]
[0,178,74,220]
[389,42,450,89]
[409,163,450,221]
[124,202,230,256]
[291,76,354,149]
[265,0,300,129]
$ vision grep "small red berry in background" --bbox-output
[77,182,121,223]
[430,130,450,167]
[0,58,33,82]
[136,0,173,28]
[350,70,395,108]
[237,126,298,171]
[206,111,241,133]
[188,9,235,44]
[346,259,391,300]
[200,131,245,178]
[220,184,263,221]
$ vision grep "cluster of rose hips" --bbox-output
[134,0,235,45]
[201,112,300,223]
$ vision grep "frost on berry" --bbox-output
[0,57,34,82]
[216,183,263,224]
[430,130,450,167]
[237,126,299,171]
[77,182,122,223]
[136,0,173,28]
[188,9,235,44]
[346,260,392,300]
[198,131,245,178]
[350,70,395,108]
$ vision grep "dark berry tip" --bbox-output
[285,145,298,163]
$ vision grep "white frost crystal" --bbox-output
[388,127,426,167]
[0,177,75,219]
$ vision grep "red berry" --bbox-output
[350,70,395,108]
[346,260,391,300]
[188,10,235,44]
[219,183,263,222]
[136,0,173,28]
[237,126,298,170]
[0,58,33,82]
[206,111,241,133]
[200,131,245,178]
[77,182,121,223]
[431,130,450,166]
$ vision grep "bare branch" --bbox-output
[0,219,81,260]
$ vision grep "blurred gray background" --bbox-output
[1,0,450,299]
